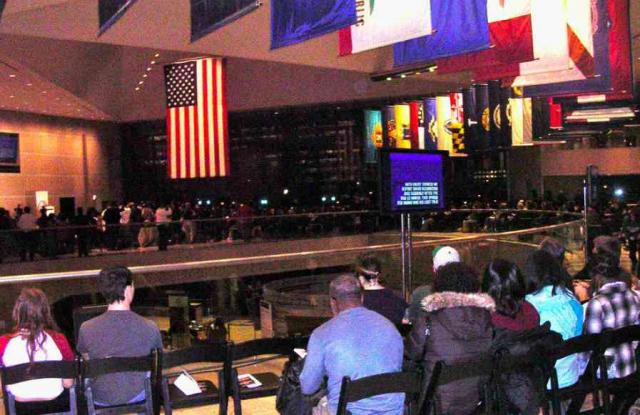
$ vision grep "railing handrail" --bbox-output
[0,218,584,285]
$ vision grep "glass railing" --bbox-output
[0,209,586,348]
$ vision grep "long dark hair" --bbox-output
[12,288,56,364]
[482,259,526,317]
[433,262,480,293]
[523,250,572,295]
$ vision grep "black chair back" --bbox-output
[81,349,160,415]
[422,355,494,415]
[336,371,421,415]
[1,358,80,415]
[160,342,230,415]
[231,337,297,361]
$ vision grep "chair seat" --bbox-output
[237,372,281,399]
[167,380,220,408]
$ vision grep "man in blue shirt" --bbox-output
[300,274,404,414]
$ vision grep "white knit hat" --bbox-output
[432,246,460,271]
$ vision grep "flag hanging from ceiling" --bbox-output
[363,110,383,164]
[394,104,412,149]
[435,96,453,153]
[436,0,533,74]
[384,106,396,148]
[532,97,550,140]
[271,0,356,49]
[339,0,432,56]
[164,57,229,179]
[463,88,478,152]
[475,84,490,150]
[606,0,632,99]
[473,1,571,82]
[511,0,594,87]
[523,0,609,97]
[393,0,490,66]
[409,101,423,150]
[450,93,465,154]
[423,98,438,151]
[510,98,533,146]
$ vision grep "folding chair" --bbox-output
[422,354,494,415]
[81,349,160,415]
[229,336,308,415]
[545,333,607,415]
[1,358,80,415]
[599,325,640,415]
[336,371,422,415]
[160,342,230,415]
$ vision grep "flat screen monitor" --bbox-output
[0,132,18,166]
[379,149,447,213]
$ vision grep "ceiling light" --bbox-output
[138,80,144,85]
[135,87,140,91]
[142,74,148,78]
[26,83,32,86]
[41,91,47,94]
[9,95,14,98]
[386,77,392,81]
[146,67,152,71]
[150,60,156,65]
[154,53,160,58]
[8,74,15,78]
[400,74,407,78]
[415,72,421,75]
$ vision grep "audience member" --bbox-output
[16,206,38,261]
[0,288,74,413]
[155,203,172,251]
[524,250,583,388]
[482,259,539,331]
[407,262,494,414]
[355,254,408,325]
[77,266,162,406]
[622,206,640,275]
[407,246,460,323]
[300,274,404,415]
[539,237,566,264]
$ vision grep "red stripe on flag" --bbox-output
[338,28,353,56]
[184,107,191,178]
[220,59,230,176]
[211,59,219,177]
[174,108,182,179]
[609,0,632,97]
[202,59,210,177]
[567,25,595,77]
[193,80,201,178]
[166,108,173,178]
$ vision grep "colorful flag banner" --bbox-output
[409,101,423,149]
[605,0,632,99]
[363,110,383,164]
[475,84,491,150]
[510,97,533,146]
[512,0,594,87]
[532,97,550,140]
[164,57,229,179]
[450,93,465,154]
[271,0,356,49]
[549,98,563,130]
[393,0,490,66]
[436,0,533,74]
[473,1,572,81]
[523,0,609,97]
[463,87,478,152]
[394,105,412,149]
[423,98,438,151]
[339,0,432,56]
[435,96,453,153]
[384,105,397,148]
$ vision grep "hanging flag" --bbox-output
[339,0,432,56]
[394,105,412,149]
[450,93,465,154]
[510,97,533,146]
[271,0,356,49]
[364,110,383,164]
[475,84,490,150]
[435,96,453,154]
[607,0,632,99]
[393,0,489,66]
[463,87,478,153]
[512,0,594,87]
[488,81,502,149]
[423,97,438,151]
[549,98,563,130]
[532,97,550,140]
[384,106,397,148]
[437,0,533,74]
[164,58,229,179]
[474,1,572,82]
[523,0,609,97]
[409,101,423,149]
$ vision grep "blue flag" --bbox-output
[393,0,490,67]
[423,98,438,151]
[271,0,357,49]
[364,110,382,164]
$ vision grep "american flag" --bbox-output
[164,57,230,179]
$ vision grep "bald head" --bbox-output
[329,274,362,311]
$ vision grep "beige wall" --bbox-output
[0,110,122,212]
[540,147,640,176]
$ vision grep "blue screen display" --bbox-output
[387,152,445,211]
[0,133,18,165]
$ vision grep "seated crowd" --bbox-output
[1,237,639,415]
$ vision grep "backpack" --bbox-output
[276,358,325,415]
[490,322,563,415]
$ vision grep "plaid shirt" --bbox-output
[583,282,640,378]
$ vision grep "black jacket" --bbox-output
[408,292,495,414]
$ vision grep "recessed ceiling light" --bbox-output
[386,77,392,81]
[400,74,407,78]
[135,87,140,91]
[138,80,144,85]
[42,91,47,94]
[146,67,152,71]
[9,74,16,78]
[9,95,14,98]
[150,60,156,65]
[154,53,160,58]
[142,74,148,78]
[26,83,32,86]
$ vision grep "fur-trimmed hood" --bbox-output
[422,292,495,313]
